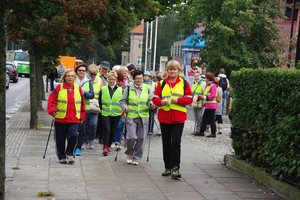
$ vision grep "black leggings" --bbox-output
[215,115,223,124]
[200,109,216,133]
[160,123,184,169]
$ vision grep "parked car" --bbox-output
[6,61,18,83]
[6,72,9,89]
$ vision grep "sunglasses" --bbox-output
[78,70,86,72]
[90,73,97,76]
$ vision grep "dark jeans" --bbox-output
[54,122,79,160]
[113,116,126,144]
[148,108,157,133]
[102,115,121,149]
[160,123,184,169]
[76,123,85,149]
[200,109,216,133]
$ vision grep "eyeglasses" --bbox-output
[78,70,86,72]
[66,75,75,78]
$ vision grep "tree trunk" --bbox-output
[36,61,43,111]
[42,78,45,100]
[45,72,49,93]
[0,2,6,199]
[29,43,38,129]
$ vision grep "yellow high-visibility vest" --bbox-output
[204,84,217,104]
[192,80,205,96]
[127,85,150,119]
[56,83,81,119]
[159,78,186,113]
[101,86,122,117]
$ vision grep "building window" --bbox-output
[138,40,143,49]
[285,0,300,21]
[137,57,142,65]
[123,56,127,65]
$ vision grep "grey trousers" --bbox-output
[193,107,205,133]
[125,118,148,162]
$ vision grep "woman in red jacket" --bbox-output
[153,60,193,179]
[47,69,86,164]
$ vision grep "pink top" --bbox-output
[123,78,129,86]
[204,82,218,110]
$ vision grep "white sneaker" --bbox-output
[133,161,139,165]
[127,156,133,164]
[116,144,122,151]
[89,141,94,149]
[81,143,87,150]
[111,143,116,149]
[67,155,75,164]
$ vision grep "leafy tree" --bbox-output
[177,0,286,76]
[68,34,130,67]
[5,0,107,129]
[68,38,116,66]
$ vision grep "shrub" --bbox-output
[230,68,300,181]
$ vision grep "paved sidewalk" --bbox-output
[4,92,284,200]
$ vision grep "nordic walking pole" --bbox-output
[147,109,154,162]
[43,119,54,159]
[154,118,160,131]
[123,113,128,149]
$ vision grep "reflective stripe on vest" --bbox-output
[192,81,205,96]
[81,81,92,110]
[56,82,81,119]
[92,77,101,99]
[127,85,150,119]
[204,84,217,104]
[159,78,186,112]
[101,86,123,117]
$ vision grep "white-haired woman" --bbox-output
[191,73,206,136]
[120,66,133,86]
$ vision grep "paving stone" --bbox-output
[203,194,243,200]
[4,93,284,200]
[236,191,283,199]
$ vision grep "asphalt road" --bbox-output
[6,76,30,119]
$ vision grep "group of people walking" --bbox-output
[47,59,229,179]
[191,68,230,137]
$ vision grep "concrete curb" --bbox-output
[224,154,300,200]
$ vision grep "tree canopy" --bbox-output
[177,0,286,76]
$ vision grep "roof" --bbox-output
[181,32,206,48]
[130,23,144,34]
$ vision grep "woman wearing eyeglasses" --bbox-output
[82,64,102,151]
[74,64,94,156]
[47,69,86,164]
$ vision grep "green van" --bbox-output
[6,50,30,77]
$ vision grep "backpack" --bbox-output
[219,77,227,92]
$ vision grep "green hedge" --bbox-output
[230,68,300,181]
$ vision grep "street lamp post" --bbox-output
[147,48,151,71]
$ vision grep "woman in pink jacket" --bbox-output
[198,72,218,138]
